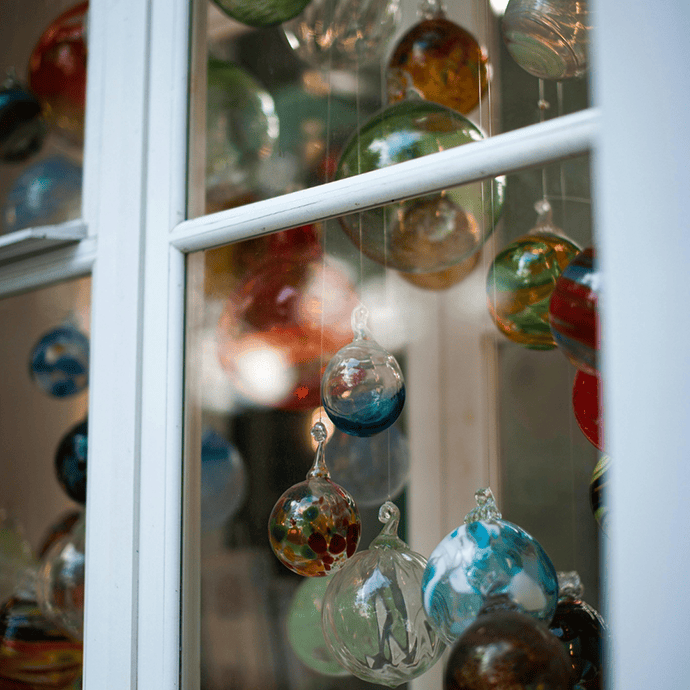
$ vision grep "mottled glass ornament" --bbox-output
[206,58,279,214]
[54,419,88,504]
[0,512,36,608]
[2,156,82,234]
[322,306,405,437]
[287,574,350,677]
[322,502,446,687]
[29,324,89,398]
[572,370,603,450]
[387,9,488,115]
[283,0,401,71]
[589,455,609,535]
[327,424,409,507]
[549,246,599,375]
[28,2,88,145]
[201,428,247,531]
[445,594,573,690]
[336,100,505,273]
[422,488,558,644]
[487,199,581,350]
[502,0,590,80]
[36,515,85,640]
[550,571,606,690]
[0,72,46,163]
[398,251,479,291]
[268,422,361,576]
[212,0,311,27]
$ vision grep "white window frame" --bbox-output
[0,1,688,689]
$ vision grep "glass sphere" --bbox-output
[572,370,603,451]
[38,511,82,559]
[444,595,573,690]
[283,0,401,71]
[387,15,488,115]
[287,574,350,676]
[36,515,85,640]
[201,428,247,531]
[422,489,558,644]
[0,75,46,163]
[549,246,599,375]
[268,423,361,576]
[502,0,590,80]
[2,156,82,234]
[335,100,505,274]
[322,502,446,687]
[55,419,88,505]
[0,513,35,606]
[487,201,581,350]
[206,58,279,214]
[322,306,405,437]
[28,2,88,145]
[589,455,609,536]
[211,0,311,27]
[398,251,479,291]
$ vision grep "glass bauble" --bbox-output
[36,515,85,640]
[28,2,88,145]
[398,251,479,291]
[589,455,609,536]
[217,249,357,410]
[335,100,505,274]
[201,428,247,531]
[387,15,488,115]
[322,306,405,437]
[551,572,606,690]
[283,0,401,71]
[268,423,361,576]
[502,0,590,80]
[0,513,35,607]
[0,74,46,163]
[572,370,603,450]
[211,0,311,27]
[322,502,445,687]
[38,511,82,559]
[444,595,573,690]
[422,488,558,644]
[549,246,599,375]
[327,423,409,507]
[29,324,89,398]
[287,574,349,677]
[206,58,279,214]
[487,200,580,350]
[55,419,88,504]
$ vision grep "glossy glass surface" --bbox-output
[0,77,46,163]
[322,503,445,687]
[0,514,36,608]
[589,455,609,535]
[211,0,311,27]
[572,370,602,450]
[398,251,479,290]
[54,419,87,505]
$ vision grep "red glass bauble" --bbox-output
[572,370,603,450]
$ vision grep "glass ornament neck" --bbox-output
[369,501,406,549]
[419,0,446,19]
[557,570,584,601]
[464,487,502,524]
[477,592,522,615]
[351,304,373,341]
[307,421,331,479]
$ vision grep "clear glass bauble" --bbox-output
[335,100,505,274]
[321,502,446,687]
[211,0,311,27]
[55,419,88,505]
[422,488,558,644]
[0,512,36,606]
[0,73,47,163]
[283,0,401,71]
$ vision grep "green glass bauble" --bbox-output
[212,0,311,27]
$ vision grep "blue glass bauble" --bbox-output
[29,325,89,398]
[0,78,46,163]
[55,420,87,505]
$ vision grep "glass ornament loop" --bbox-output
[557,570,584,601]
[307,422,330,479]
[464,487,502,524]
[419,0,446,19]
[351,304,371,340]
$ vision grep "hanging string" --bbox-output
[538,79,550,202]
[557,82,567,220]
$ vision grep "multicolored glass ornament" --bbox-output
[335,100,505,274]
[29,324,89,398]
[287,574,350,677]
[28,2,88,146]
[487,199,581,350]
[36,514,85,640]
[2,155,82,234]
[573,370,603,450]
[589,455,609,536]
[211,0,311,27]
[322,501,446,686]
[283,0,401,71]
[549,246,599,375]
[398,251,479,291]
[55,419,88,504]
[327,423,409,507]
[422,488,559,644]
[550,571,606,690]
[444,594,573,690]
[387,2,488,115]
[322,306,405,437]
[201,428,247,531]
[0,72,47,163]
[502,0,590,80]
[0,512,36,608]
[268,422,361,576]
